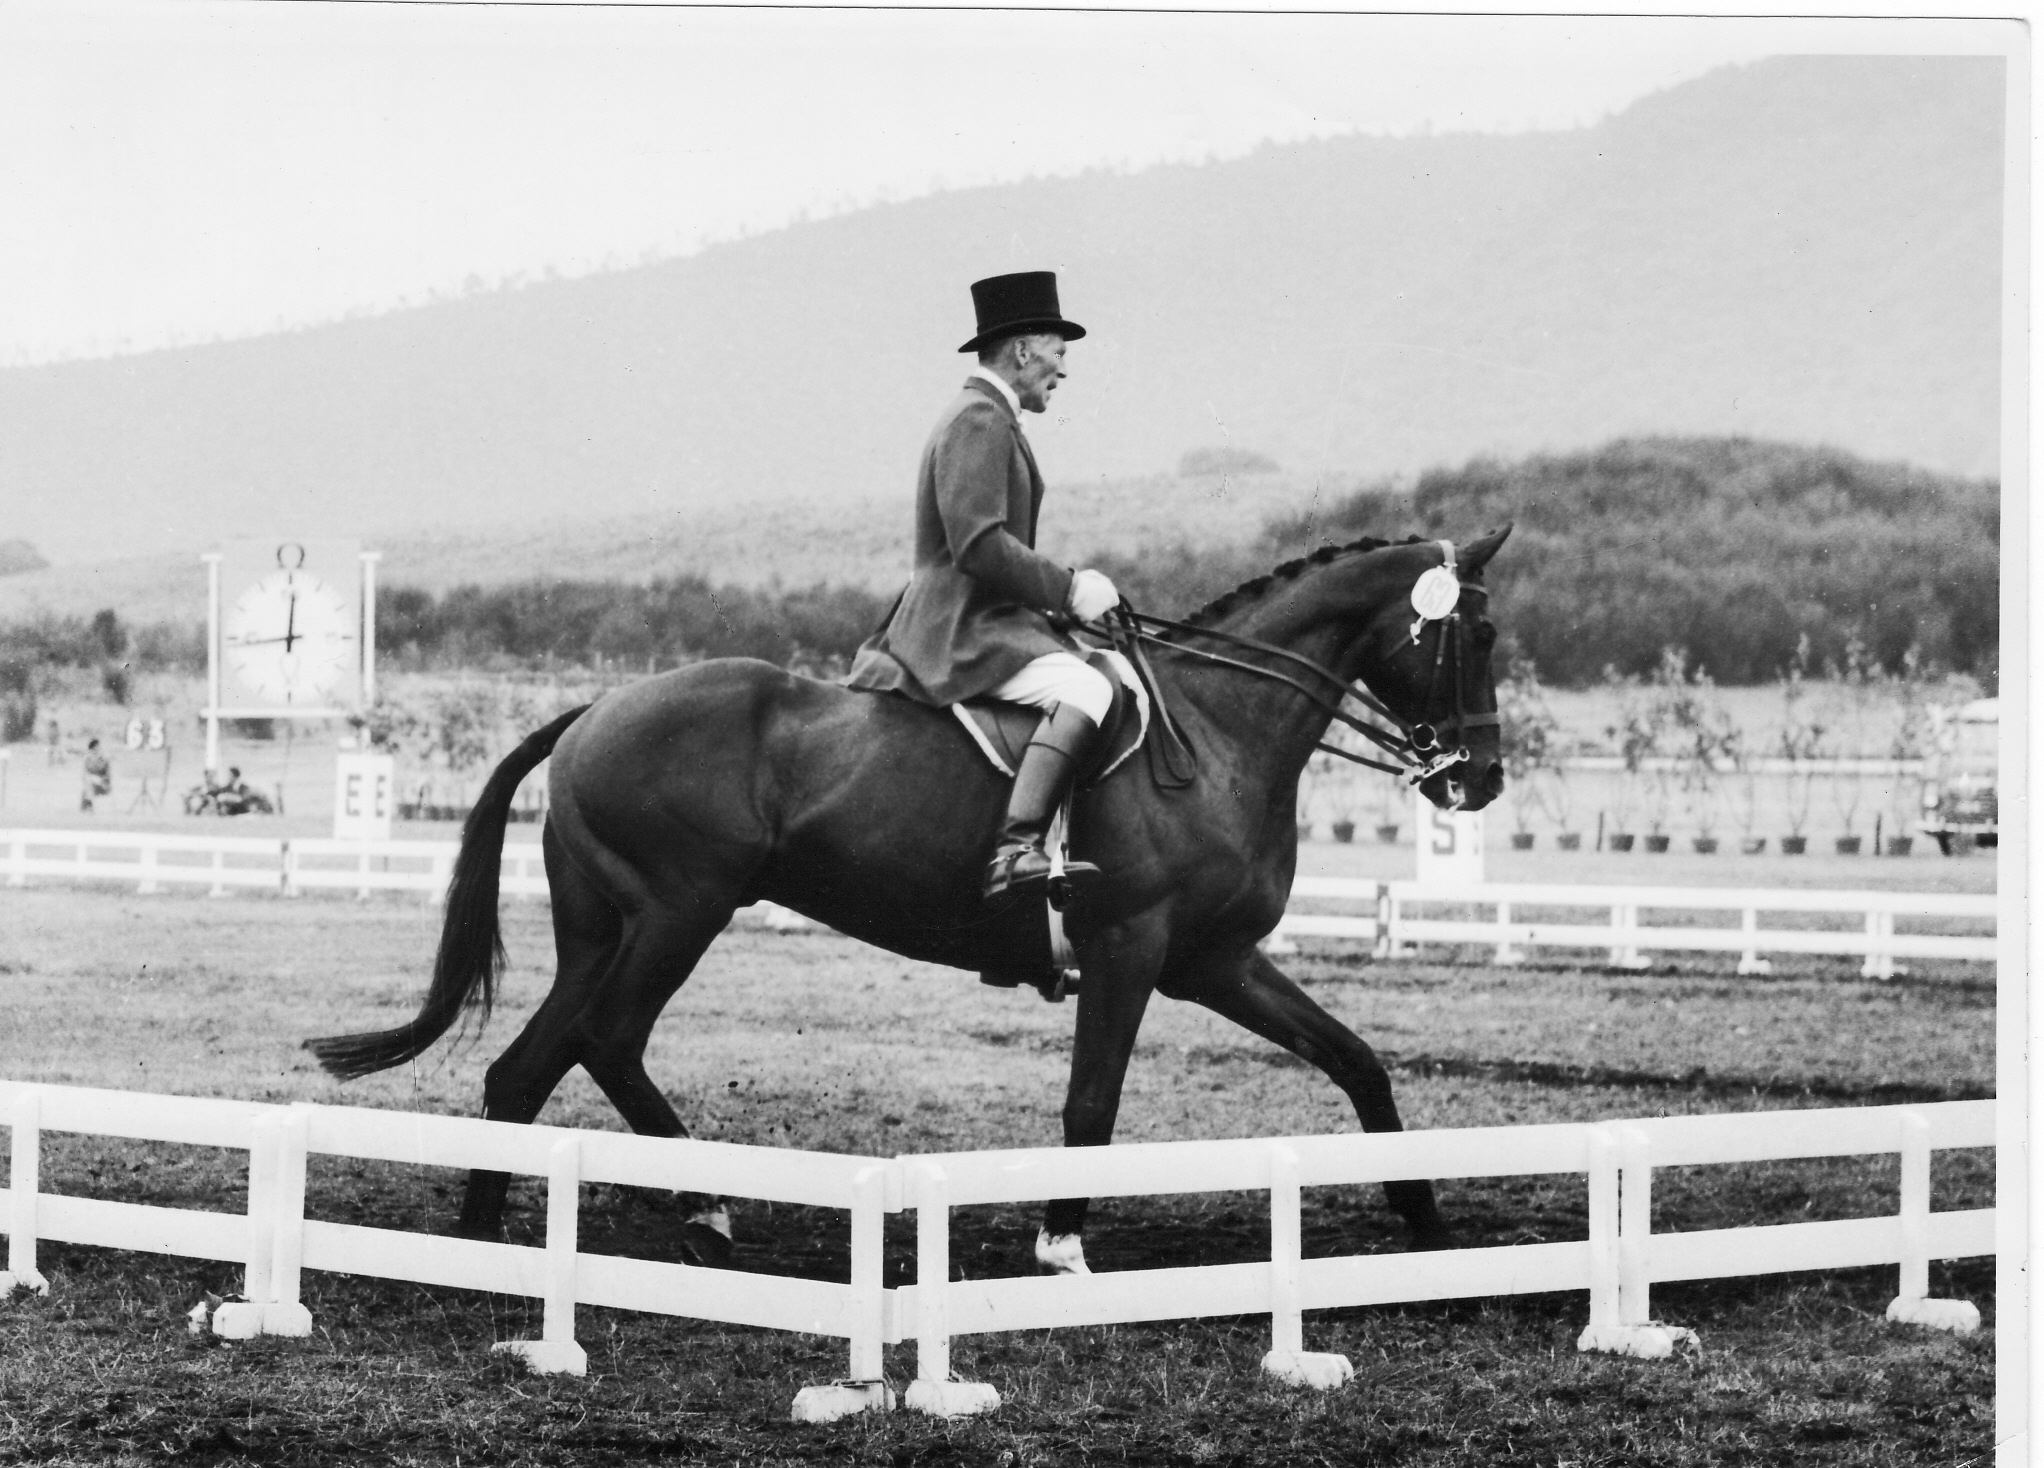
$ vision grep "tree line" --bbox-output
[0,436,1999,694]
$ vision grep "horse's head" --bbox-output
[1355,526,1511,813]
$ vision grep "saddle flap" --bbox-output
[952,649,1147,785]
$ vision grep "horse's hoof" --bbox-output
[1034,1229,1090,1275]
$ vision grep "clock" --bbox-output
[223,546,359,706]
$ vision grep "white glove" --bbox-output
[1066,568,1121,623]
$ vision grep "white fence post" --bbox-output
[209,846,228,898]
[1581,1124,1695,1357]
[1608,905,1648,969]
[902,1161,997,1417]
[1735,905,1773,975]
[4,833,23,888]
[791,1164,898,1422]
[1885,1110,1980,1332]
[1861,908,1900,981]
[492,1135,588,1375]
[1261,1141,1353,1389]
[1577,1127,1618,1348]
[1493,899,1524,966]
[280,839,298,898]
[137,839,160,896]
[214,1112,280,1338]
[2,1091,48,1296]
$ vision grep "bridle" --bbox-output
[1100,540,1500,790]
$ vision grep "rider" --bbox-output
[847,271,1122,901]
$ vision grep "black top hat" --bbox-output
[958,271,1086,353]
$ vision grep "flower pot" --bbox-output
[1375,823,1400,844]
[1834,835,1863,856]
[1740,837,1767,856]
[1331,820,1356,844]
[1556,832,1582,851]
[1510,832,1535,851]
[1608,833,1636,853]
[1781,835,1808,855]
[1885,836,1915,857]
[1644,834,1671,853]
[1692,837,1719,854]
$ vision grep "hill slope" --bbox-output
[0,54,2004,571]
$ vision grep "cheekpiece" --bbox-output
[959,271,1087,353]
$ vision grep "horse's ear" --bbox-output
[1458,523,1513,576]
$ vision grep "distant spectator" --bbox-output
[46,718,60,765]
[80,738,111,813]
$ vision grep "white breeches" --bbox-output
[989,652,1114,727]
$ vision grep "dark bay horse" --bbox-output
[308,529,1509,1268]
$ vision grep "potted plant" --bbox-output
[1655,648,1737,856]
[1777,635,1827,856]
[1601,666,1658,853]
[1371,767,1402,843]
[1498,651,1560,852]
[1882,645,1930,856]
[1825,634,1876,855]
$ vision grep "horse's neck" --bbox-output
[1173,560,1400,788]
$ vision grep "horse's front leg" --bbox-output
[1036,917,1166,1275]
[1169,946,1452,1250]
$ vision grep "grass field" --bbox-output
[0,884,1998,1466]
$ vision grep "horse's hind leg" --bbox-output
[1170,947,1452,1250]
[456,831,625,1238]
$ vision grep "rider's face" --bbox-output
[1012,334,1068,414]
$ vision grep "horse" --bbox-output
[307,527,1510,1271]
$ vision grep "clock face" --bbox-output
[224,567,357,705]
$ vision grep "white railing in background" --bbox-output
[0,829,548,901]
[2,831,1999,979]
[0,1080,1994,1419]
[1270,878,1996,979]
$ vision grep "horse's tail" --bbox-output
[304,705,591,1081]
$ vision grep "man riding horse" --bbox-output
[846,271,1123,901]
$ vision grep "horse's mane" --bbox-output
[1177,534,1425,632]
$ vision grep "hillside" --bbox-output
[0,54,2005,570]
[1282,438,1998,685]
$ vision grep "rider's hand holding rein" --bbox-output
[1066,568,1120,625]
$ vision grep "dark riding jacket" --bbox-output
[846,376,1078,707]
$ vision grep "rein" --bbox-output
[1098,549,1498,790]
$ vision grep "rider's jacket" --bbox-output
[845,376,1078,707]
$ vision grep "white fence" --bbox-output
[0,828,548,900]
[1272,878,1997,979]
[0,1080,1994,1418]
[0,830,1997,978]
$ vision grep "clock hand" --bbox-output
[284,592,300,653]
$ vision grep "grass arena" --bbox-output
[0,845,1997,1468]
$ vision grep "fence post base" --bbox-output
[0,1270,48,1298]
[1576,1322,1700,1358]
[212,1301,312,1340]
[792,1379,896,1422]
[1885,1296,1980,1334]
[491,1338,588,1376]
[904,1377,1000,1417]
[1261,1349,1354,1390]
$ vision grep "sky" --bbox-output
[0,2,1908,366]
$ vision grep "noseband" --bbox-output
[1104,540,1499,787]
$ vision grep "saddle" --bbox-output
[951,647,1149,787]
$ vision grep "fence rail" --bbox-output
[1273,877,1996,978]
[0,1080,1995,1418]
[0,830,1997,978]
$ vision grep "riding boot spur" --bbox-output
[982,702,1104,904]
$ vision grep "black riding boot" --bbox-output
[982,703,1104,904]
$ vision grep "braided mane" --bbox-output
[1178,534,1424,631]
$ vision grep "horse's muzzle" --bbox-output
[1440,758,1505,812]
